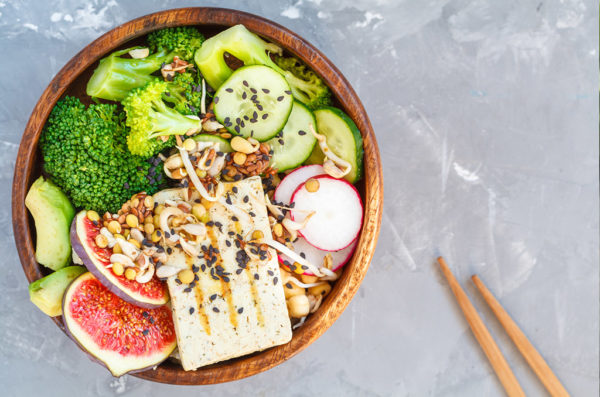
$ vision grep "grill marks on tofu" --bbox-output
[164,177,291,370]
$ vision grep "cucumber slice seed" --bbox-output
[213,65,293,142]
[312,107,364,183]
[193,134,232,152]
[268,101,317,171]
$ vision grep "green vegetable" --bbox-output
[309,107,364,183]
[40,96,166,213]
[194,24,283,90]
[194,24,332,109]
[147,26,205,61]
[25,176,75,270]
[273,55,332,110]
[86,47,173,101]
[163,71,204,115]
[122,80,202,157]
[29,266,87,317]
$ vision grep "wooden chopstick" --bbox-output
[437,257,525,397]
[471,275,570,397]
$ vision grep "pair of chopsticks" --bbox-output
[437,257,569,397]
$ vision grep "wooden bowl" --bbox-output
[12,8,383,385]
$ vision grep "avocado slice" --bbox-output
[25,176,75,270]
[29,266,86,316]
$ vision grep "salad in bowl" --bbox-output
[23,22,367,378]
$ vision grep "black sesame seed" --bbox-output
[184,287,192,292]
[222,276,230,282]
[213,307,220,313]
[300,252,306,259]
[249,211,255,217]
[262,113,269,120]
[250,94,257,101]
[243,196,249,203]
[142,311,149,318]
[257,104,263,111]
[254,273,259,280]
[236,268,243,275]
[286,282,292,289]
[189,307,195,314]
[278,138,284,145]
[238,307,244,314]
[234,125,240,133]
[273,277,278,285]
[142,329,149,335]
[234,174,242,181]
[267,270,274,276]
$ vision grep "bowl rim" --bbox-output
[12,7,383,385]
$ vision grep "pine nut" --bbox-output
[126,214,139,228]
[107,220,121,234]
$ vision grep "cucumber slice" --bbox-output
[213,65,293,141]
[193,134,232,152]
[268,101,317,171]
[309,107,364,183]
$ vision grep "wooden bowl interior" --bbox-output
[14,8,382,385]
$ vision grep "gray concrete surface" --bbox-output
[0,0,598,395]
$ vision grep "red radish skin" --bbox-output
[278,237,357,275]
[290,175,363,251]
[274,164,325,205]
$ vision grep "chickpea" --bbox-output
[283,279,305,299]
[272,223,283,237]
[94,234,108,249]
[86,210,100,222]
[301,274,319,284]
[305,178,320,193]
[178,269,194,284]
[144,223,154,235]
[112,262,124,276]
[126,214,139,228]
[308,282,332,298]
[107,220,121,234]
[124,268,137,280]
[192,203,206,220]
[286,294,310,318]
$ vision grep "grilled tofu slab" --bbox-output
[154,177,292,370]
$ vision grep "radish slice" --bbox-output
[278,237,357,275]
[274,164,325,204]
[291,175,363,251]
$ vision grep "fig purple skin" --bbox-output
[70,211,167,309]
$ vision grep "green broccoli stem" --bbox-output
[148,102,201,139]
[86,47,174,101]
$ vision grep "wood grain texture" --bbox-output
[11,8,383,385]
[471,276,569,397]
[436,258,525,397]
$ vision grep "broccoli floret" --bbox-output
[163,71,204,115]
[147,27,205,61]
[274,55,332,110]
[123,80,202,157]
[86,47,174,101]
[40,96,166,213]
[194,24,284,89]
